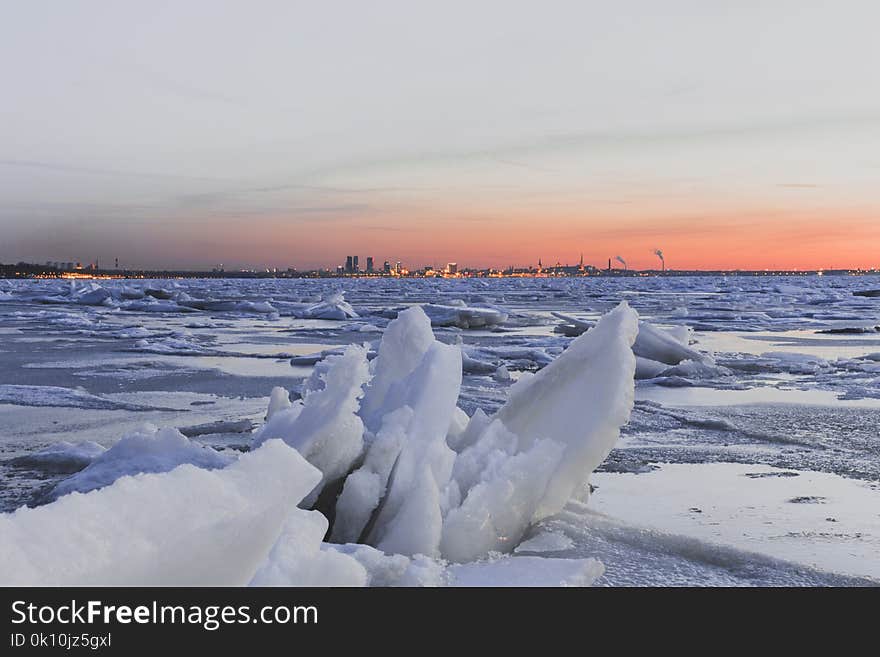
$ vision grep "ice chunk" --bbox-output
[447,407,492,453]
[330,407,413,544]
[461,350,498,375]
[266,386,292,420]
[325,543,446,586]
[421,303,508,329]
[441,439,565,561]
[49,425,234,500]
[495,301,638,516]
[359,306,435,433]
[6,441,106,474]
[178,419,254,438]
[554,313,705,366]
[514,530,575,553]
[493,365,511,382]
[366,341,463,557]
[440,302,638,561]
[633,321,707,365]
[249,513,368,586]
[657,359,730,380]
[74,286,113,306]
[448,418,519,496]
[178,298,278,315]
[445,406,471,448]
[0,440,322,586]
[120,285,145,300]
[635,356,669,379]
[253,344,370,505]
[302,292,358,320]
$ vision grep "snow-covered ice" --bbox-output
[0,440,319,585]
[48,424,234,500]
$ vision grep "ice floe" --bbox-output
[48,424,234,500]
[0,385,170,411]
[5,441,107,473]
[0,440,317,585]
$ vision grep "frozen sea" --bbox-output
[1,274,879,586]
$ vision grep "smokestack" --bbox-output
[653,249,665,272]
[615,255,627,271]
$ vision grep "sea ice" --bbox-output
[302,292,359,320]
[420,303,509,329]
[446,555,604,587]
[0,440,321,586]
[253,344,371,505]
[6,441,106,473]
[441,302,638,561]
[0,385,165,411]
[48,425,234,500]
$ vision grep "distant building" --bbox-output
[345,256,353,274]
[446,262,458,275]
[336,265,345,275]
[383,261,391,274]
[353,255,359,273]
[366,256,374,273]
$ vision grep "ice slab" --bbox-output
[0,440,321,586]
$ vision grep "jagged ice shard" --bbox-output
[441,302,638,561]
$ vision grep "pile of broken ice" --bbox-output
[0,302,640,586]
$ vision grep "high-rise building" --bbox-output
[345,256,353,274]
[366,257,374,273]
[446,262,458,275]
[353,255,359,272]
[383,261,391,274]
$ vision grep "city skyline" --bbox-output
[5,252,878,278]
[3,2,880,271]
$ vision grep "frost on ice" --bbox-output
[0,302,640,586]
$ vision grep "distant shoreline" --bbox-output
[1,265,878,280]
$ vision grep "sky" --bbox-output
[2,0,879,271]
